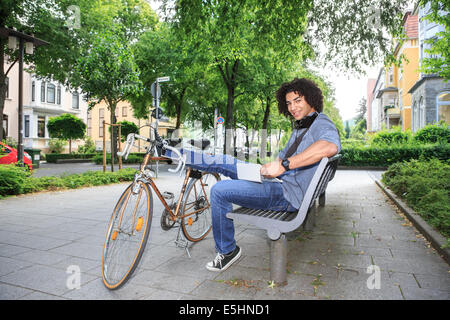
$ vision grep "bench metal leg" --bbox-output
[319,192,326,207]
[270,234,287,286]
[303,203,317,231]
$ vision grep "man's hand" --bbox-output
[260,159,285,178]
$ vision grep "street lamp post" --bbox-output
[0,27,48,165]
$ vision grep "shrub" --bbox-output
[413,123,450,144]
[340,144,450,167]
[92,153,145,164]
[0,164,32,196]
[48,139,66,154]
[0,166,137,198]
[382,158,450,238]
[45,153,97,163]
[370,126,412,146]
[77,137,96,154]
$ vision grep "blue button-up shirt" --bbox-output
[277,112,341,209]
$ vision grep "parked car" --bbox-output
[0,142,33,172]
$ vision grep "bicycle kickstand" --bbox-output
[175,227,192,258]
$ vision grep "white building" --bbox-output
[3,60,88,153]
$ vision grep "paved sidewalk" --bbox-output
[0,170,448,300]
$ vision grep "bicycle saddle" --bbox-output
[187,139,210,150]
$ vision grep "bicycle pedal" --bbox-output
[162,191,174,200]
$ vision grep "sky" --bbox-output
[146,0,383,122]
[317,66,381,122]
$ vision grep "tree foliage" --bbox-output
[419,0,450,80]
[72,28,142,170]
[46,113,86,153]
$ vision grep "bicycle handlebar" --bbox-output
[117,133,185,174]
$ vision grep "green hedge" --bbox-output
[45,153,97,163]
[0,164,137,198]
[340,144,450,167]
[382,159,450,239]
[92,153,146,164]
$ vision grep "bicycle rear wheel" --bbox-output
[102,181,153,290]
[181,172,220,242]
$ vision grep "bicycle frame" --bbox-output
[121,132,212,227]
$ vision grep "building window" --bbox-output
[32,81,35,101]
[2,114,7,137]
[37,116,46,138]
[24,115,30,137]
[72,92,79,109]
[87,110,92,137]
[419,97,425,129]
[57,86,61,105]
[99,108,104,137]
[388,67,394,85]
[122,106,127,117]
[437,92,450,124]
[47,84,55,103]
[5,77,9,98]
[413,101,419,132]
[41,82,45,102]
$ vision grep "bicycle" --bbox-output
[101,127,220,290]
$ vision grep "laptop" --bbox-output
[236,162,282,183]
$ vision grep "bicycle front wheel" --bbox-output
[181,172,220,242]
[102,181,153,290]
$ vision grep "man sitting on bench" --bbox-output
[164,77,341,272]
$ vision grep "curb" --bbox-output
[374,178,450,265]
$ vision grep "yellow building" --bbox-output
[88,100,177,153]
[383,11,420,131]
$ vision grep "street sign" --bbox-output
[152,107,163,119]
[157,76,170,82]
[216,116,224,124]
[151,82,161,99]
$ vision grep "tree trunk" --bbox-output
[175,87,187,129]
[69,139,72,154]
[0,41,6,141]
[109,101,117,172]
[260,96,271,159]
[217,58,239,154]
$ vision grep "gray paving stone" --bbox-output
[0,256,34,276]
[400,286,449,300]
[128,269,205,294]
[62,277,155,300]
[12,249,70,266]
[0,264,97,296]
[190,279,258,300]
[0,282,34,300]
[0,169,448,300]
[0,244,33,258]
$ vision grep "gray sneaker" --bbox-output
[206,246,241,272]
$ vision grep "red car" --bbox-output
[0,141,33,172]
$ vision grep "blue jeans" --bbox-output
[165,149,296,254]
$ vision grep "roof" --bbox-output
[376,86,398,99]
[404,13,418,39]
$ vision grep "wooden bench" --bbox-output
[226,154,341,285]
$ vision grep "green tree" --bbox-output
[46,113,86,153]
[72,29,142,171]
[164,0,311,151]
[132,23,203,128]
[116,120,139,142]
[419,0,449,80]
[345,121,351,139]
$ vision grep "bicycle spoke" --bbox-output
[181,172,220,242]
[102,182,153,289]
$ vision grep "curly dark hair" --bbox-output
[276,78,323,118]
